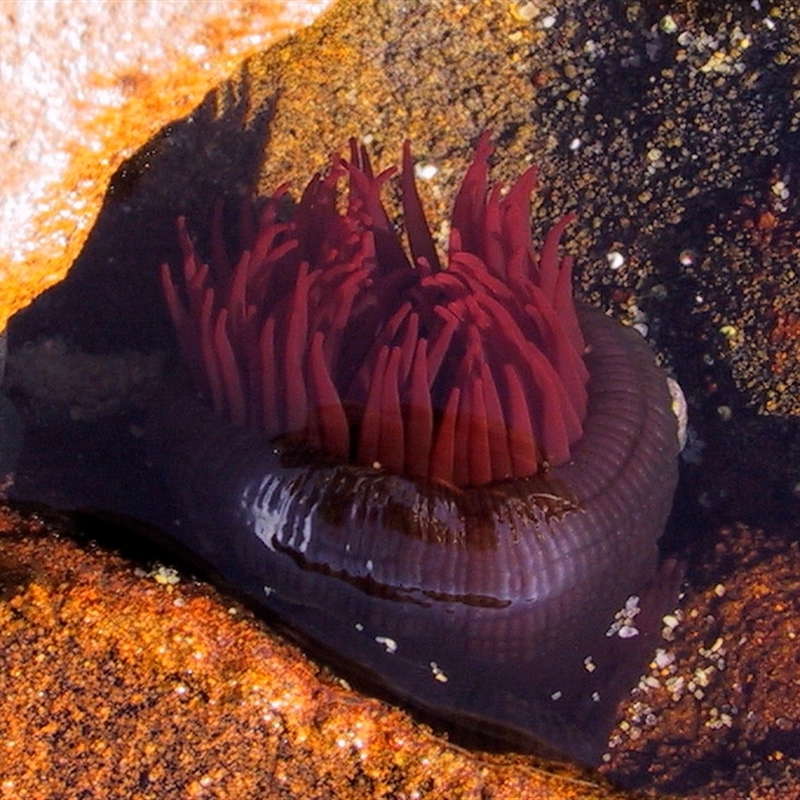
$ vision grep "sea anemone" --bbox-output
[153,135,681,764]
[160,133,588,486]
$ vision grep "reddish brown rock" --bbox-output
[603,524,800,800]
[0,505,631,799]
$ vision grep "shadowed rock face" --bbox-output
[0,332,22,478]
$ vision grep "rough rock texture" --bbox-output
[2,0,800,797]
[0,506,629,799]
[605,524,800,799]
[0,0,333,329]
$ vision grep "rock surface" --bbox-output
[0,505,627,799]
[605,524,800,799]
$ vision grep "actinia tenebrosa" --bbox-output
[151,134,683,765]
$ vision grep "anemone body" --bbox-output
[153,137,680,764]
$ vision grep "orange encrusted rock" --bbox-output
[0,505,628,799]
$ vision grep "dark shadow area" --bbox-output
[10,68,278,355]
[650,184,800,560]
[4,69,278,525]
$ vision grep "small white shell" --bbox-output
[667,377,688,452]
